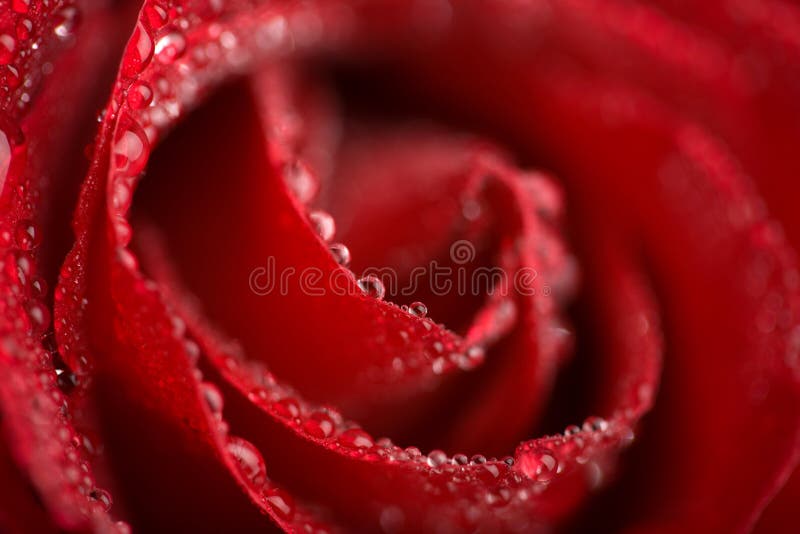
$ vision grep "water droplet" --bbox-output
[283,160,317,203]
[358,275,385,300]
[405,446,422,458]
[27,301,50,335]
[452,454,468,465]
[116,248,138,270]
[53,7,80,39]
[264,488,295,520]
[502,456,515,467]
[482,463,501,478]
[470,455,487,465]
[143,4,168,28]
[303,412,335,438]
[582,416,608,433]
[524,172,563,221]
[427,449,447,467]
[485,488,512,507]
[200,382,224,418]
[89,488,112,511]
[11,0,29,14]
[113,122,148,176]
[15,220,40,250]
[15,19,32,41]
[56,367,79,394]
[564,425,581,436]
[409,301,427,317]
[308,210,335,242]
[30,276,46,297]
[111,177,133,213]
[184,339,200,363]
[329,243,351,267]
[227,436,267,485]
[339,428,373,449]
[462,198,481,221]
[0,128,12,190]
[127,82,153,109]
[154,31,186,64]
[272,398,300,419]
[122,23,153,77]
[0,35,16,65]
[520,448,559,483]
[453,346,484,371]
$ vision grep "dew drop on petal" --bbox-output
[409,301,428,317]
[462,198,482,221]
[426,450,447,467]
[15,220,40,250]
[116,248,139,270]
[452,454,468,465]
[227,436,267,486]
[27,301,50,335]
[200,382,224,418]
[155,31,186,64]
[358,275,385,300]
[30,276,46,297]
[56,367,79,394]
[308,210,335,242]
[53,7,80,39]
[283,160,317,203]
[113,123,149,176]
[184,339,200,364]
[329,243,351,267]
[14,250,32,286]
[338,428,373,449]
[405,446,422,458]
[272,398,300,419]
[519,448,559,483]
[582,416,609,433]
[0,129,10,191]
[485,488,512,508]
[533,450,559,482]
[0,35,16,65]
[127,82,153,109]
[89,488,112,511]
[264,488,295,521]
[122,23,153,77]
[466,345,485,366]
[303,412,335,438]
[143,4,168,28]
[15,19,32,41]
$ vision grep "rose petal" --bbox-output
[0,0,136,530]
[753,467,800,534]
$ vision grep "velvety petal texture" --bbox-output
[0,0,797,533]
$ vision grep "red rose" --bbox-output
[1,0,798,532]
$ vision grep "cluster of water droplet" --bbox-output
[106,0,323,234]
[0,2,138,529]
[0,0,82,111]
[279,145,500,388]
[515,414,638,494]
[215,351,527,497]
[0,244,126,531]
[291,171,441,326]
